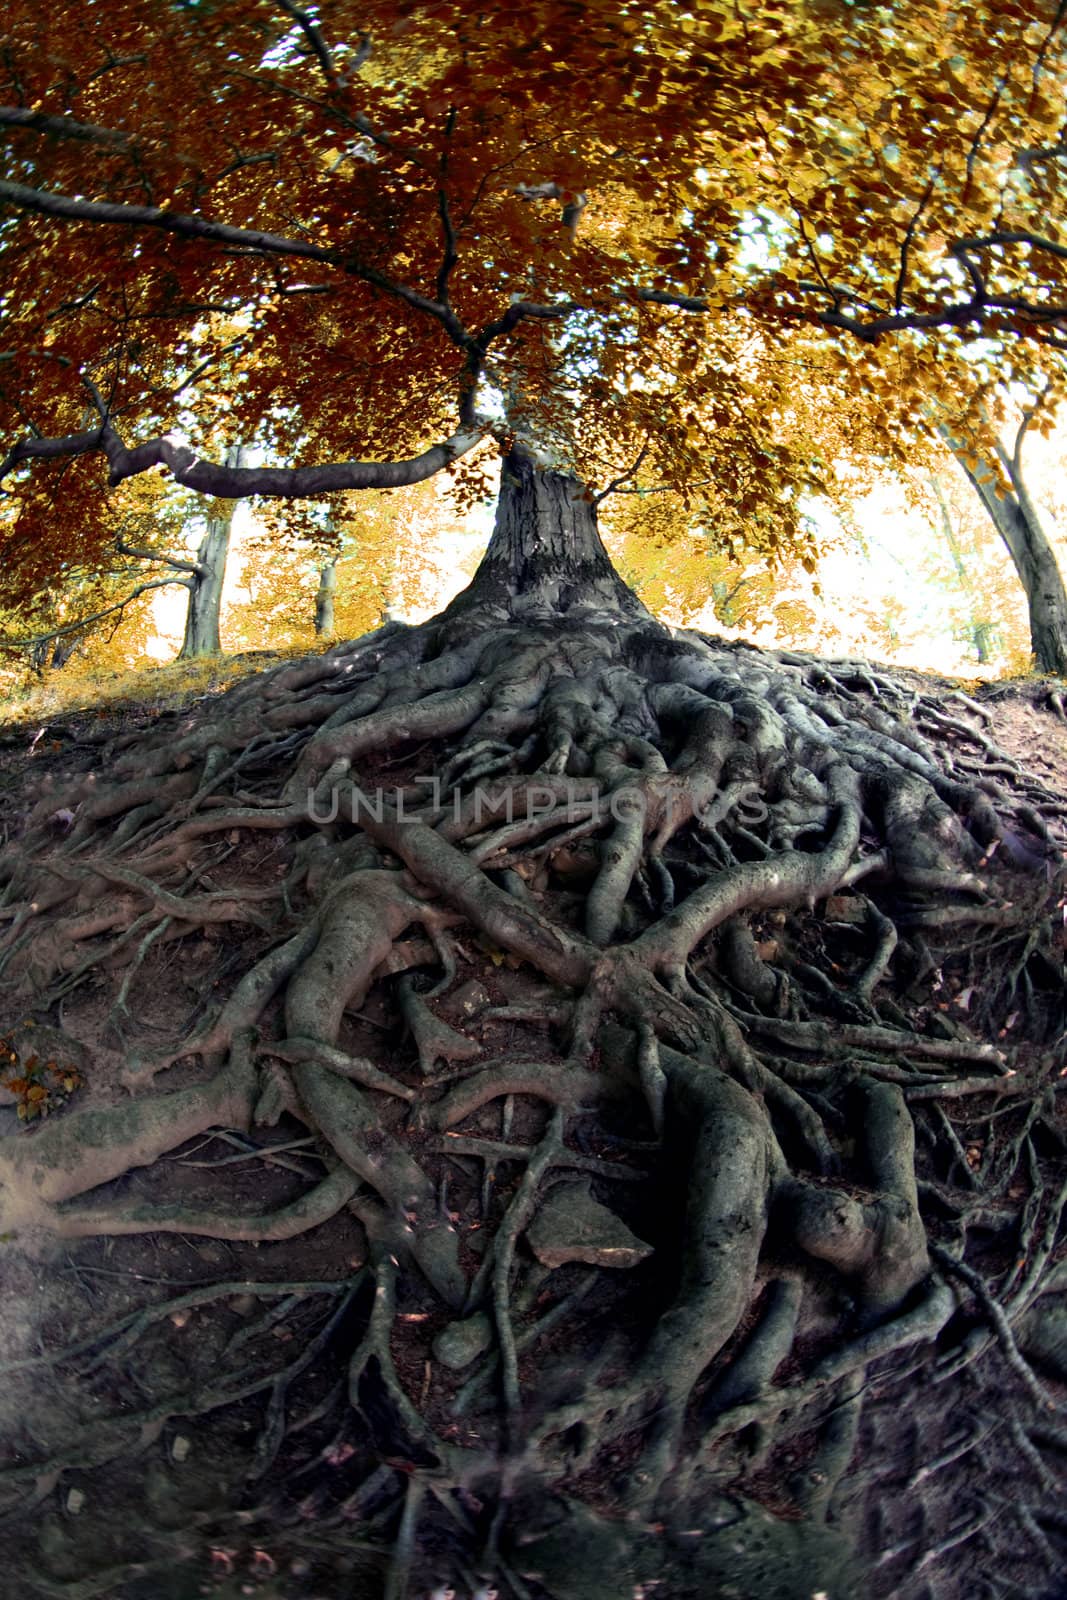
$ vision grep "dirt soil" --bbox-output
[0,658,1064,1600]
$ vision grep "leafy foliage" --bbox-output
[0,1025,84,1122]
[917,467,1033,671]
[1,0,1066,593]
[0,472,197,685]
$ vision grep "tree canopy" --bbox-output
[2,0,1067,604]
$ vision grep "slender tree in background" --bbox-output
[940,397,1067,673]
[313,553,338,639]
[173,445,247,659]
[0,5,1066,1597]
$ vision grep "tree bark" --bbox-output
[177,509,229,659]
[47,632,83,671]
[942,430,1067,675]
[314,556,337,638]
[177,445,244,660]
[442,442,651,622]
[30,631,83,674]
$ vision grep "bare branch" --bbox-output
[950,246,988,306]
[796,280,888,316]
[1012,381,1056,478]
[475,286,712,349]
[436,108,459,307]
[602,475,714,498]
[632,287,711,311]
[793,209,836,301]
[171,338,247,401]
[1017,141,1067,170]
[999,383,1058,535]
[218,150,280,179]
[271,2,369,92]
[0,575,186,655]
[0,107,130,148]
[1029,0,1067,109]
[820,296,993,343]
[952,230,1067,262]
[593,440,650,506]
[894,168,939,312]
[514,181,568,201]
[0,419,486,499]
[114,538,201,575]
[86,53,147,85]
[274,0,338,87]
[962,80,1006,206]
[515,179,587,236]
[271,282,335,297]
[0,179,334,264]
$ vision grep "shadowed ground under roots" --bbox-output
[0,596,1065,1600]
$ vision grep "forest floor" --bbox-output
[0,649,1064,1600]
[0,647,311,731]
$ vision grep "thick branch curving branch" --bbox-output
[0,106,131,148]
[0,418,486,498]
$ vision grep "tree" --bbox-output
[1,4,1066,1596]
[172,445,248,659]
[925,473,1000,663]
[0,471,200,676]
[939,395,1067,674]
[314,553,338,638]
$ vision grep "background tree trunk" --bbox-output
[47,632,84,671]
[30,633,83,674]
[176,515,227,659]
[177,444,245,660]
[942,427,1067,675]
[314,556,338,638]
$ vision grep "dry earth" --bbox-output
[0,651,1064,1600]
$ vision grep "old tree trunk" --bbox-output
[1,447,1065,1600]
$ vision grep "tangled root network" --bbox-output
[0,607,1065,1600]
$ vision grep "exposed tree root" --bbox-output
[0,606,1063,1597]
[55,1162,360,1241]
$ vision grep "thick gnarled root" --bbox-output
[0,1047,256,1233]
